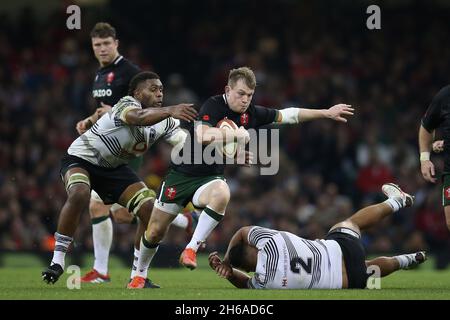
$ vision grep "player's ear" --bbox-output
[225,85,230,96]
[114,39,119,48]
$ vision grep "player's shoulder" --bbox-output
[115,95,141,108]
[203,94,226,108]
[433,84,450,101]
[117,56,141,73]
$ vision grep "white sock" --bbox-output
[383,197,403,212]
[130,247,140,278]
[186,206,223,251]
[51,232,73,269]
[395,253,419,269]
[135,235,159,278]
[171,213,188,229]
[92,216,113,275]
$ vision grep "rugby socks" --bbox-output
[395,253,421,269]
[51,232,73,269]
[130,247,140,278]
[186,206,223,251]
[383,197,403,213]
[171,213,189,229]
[135,235,159,278]
[92,215,113,275]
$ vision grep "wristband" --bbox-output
[420,152,430,162]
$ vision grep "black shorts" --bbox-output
[60,153,141,205]
[325,228,369,289]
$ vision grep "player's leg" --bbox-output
[342,183,414,232]
[117,181,161,288]
[80,191,113,283]
[42,167,91,284]
[365,252,427,277]
[180,179,230,269]
[127,206,177,289]
[325,183,415,289]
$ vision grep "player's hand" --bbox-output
[214,261,233,279]
[167,104,198,122]
[76,120,88,135]
[421,160,437,183]
[208,251,222,270]
[236,149,253,166]
[327,104,354,123]
[97,102,112,117]
[235,126,250,144]
[432,140,444,153]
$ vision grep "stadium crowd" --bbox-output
[0,1,449,269]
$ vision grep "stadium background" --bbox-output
[0,0,449,271]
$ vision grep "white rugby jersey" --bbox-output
[68,96,185,168]
[247,227,343,289]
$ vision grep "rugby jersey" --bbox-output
[247,226,343,289]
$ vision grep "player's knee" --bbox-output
[67,184,91,209]
[145,223,165,243]
[210,182,230,208]
[136,201,153,225]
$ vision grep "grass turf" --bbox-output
[1,254,449,300]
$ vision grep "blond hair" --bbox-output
[228,67,256,89]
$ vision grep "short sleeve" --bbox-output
[422,86,450,132]
[254,105,278,127]
[113,96,141,125]
[198,98,223,127]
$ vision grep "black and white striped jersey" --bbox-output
[247,226,343,289]
[68,96,186,168]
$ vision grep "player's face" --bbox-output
[91,37,119,67]
[225,79,254,113]
[138,79,164,108]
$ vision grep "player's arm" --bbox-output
[209,227,254,289]
[419,85,449,183]
[208,251,251,289]
[195,124,249,145]
[419,124,437,183]
[274,104,354,124]
[124,104,198,126]
[75,102,112,135]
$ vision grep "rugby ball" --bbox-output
[216,118,238,158]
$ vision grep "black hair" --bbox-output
[228,242,246,268]
[128,71,160,96]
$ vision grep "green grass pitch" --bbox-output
[0,254,449,300]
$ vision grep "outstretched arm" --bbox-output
[125,103,198,126]
[275,104,354,124]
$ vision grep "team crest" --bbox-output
[445,187,450,200]
[240,113,249,125]
[165,187,177,200]
[107,72,115,85]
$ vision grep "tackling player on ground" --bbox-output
[42,71,197,286]
[128,66,354,288]
[209,183,426,289]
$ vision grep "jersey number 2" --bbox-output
[290,257,312,274]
